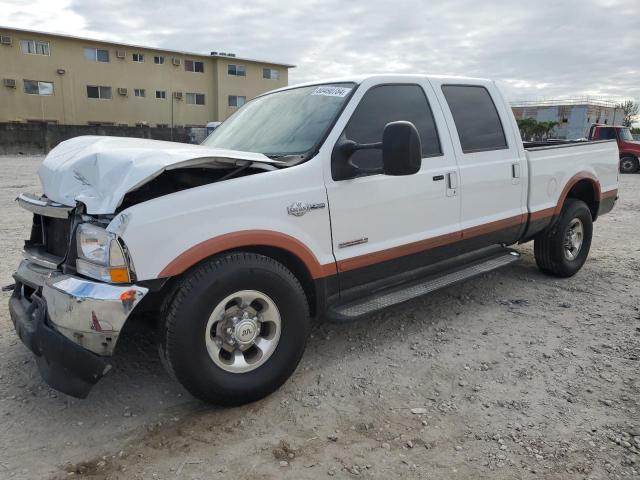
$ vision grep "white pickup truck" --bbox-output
[9,75,618,404]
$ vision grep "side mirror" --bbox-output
[331,121,422,180]
[382,121,422,176]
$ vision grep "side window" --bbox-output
[343,84,441,171]
[442,85,507,153]
[599,127,616,140]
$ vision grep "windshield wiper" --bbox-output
[265,153,310,167]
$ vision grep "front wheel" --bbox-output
[534,198,593,277]
[620,156,639,174]
[159,252,310,405]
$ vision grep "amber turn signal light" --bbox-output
[109,267,130,283]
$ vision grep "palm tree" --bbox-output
[540,121,559,139]
[516,118,537,141]
[517,119,558,141]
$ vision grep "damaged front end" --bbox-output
[9,193,147,398]
[37,135,284,214]
[9,137,286,398]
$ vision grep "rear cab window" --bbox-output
[338,84,442,175]
[597,127,617,140]
[441,85,508,153]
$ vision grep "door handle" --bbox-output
[446,171,458,197]
[511,162,521,185]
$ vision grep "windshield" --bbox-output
[202,83,355,156]
[619,128,633,141]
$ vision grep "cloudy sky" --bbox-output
[2,0,639,105]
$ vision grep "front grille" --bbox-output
[41,216,71,258]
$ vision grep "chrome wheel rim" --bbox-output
[563,218,584,261]
[205,290,281,373]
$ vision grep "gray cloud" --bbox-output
[6,0,640,104]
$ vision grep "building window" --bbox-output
[154,55,164,64]
[87,85,112,99]
[20,39,50,56]
[84,47,110,62]
[156,123,169,128]
[134,88,145,97]
[156,90,167,99]
[184,60,204,73]
[132,52,144,63]
[263,68,279,80]
[228,64,246,76]
[228,95,246,107]
[186,92,205,105]
[24,80,54,96]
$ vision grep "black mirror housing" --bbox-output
[382,121,422,176]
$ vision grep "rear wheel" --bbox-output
[534,199,593,277]
[620,156,639,174]
[159,252,310,405]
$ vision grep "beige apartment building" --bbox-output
[0,27,293,127]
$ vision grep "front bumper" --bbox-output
[9,259,148,398]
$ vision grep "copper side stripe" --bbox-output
[529,207,555,222]
[461,213,525,240]
[158,173,613,280]
[159,230,338,279]
[337,213,526,273]
[337,231,462,273]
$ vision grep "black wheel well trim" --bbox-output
[566,179,599,221]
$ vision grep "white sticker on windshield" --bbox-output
[311,86,352,97]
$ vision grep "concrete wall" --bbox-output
[0,123,192,155]
[0,27,290,126]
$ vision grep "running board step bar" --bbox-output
[328,249,520,321]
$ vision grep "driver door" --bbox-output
[324,81,461,292]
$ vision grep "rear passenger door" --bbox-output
[325,81,461,291]
[433,81,526,246]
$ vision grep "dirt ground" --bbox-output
[0,154,638,480]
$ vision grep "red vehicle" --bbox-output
[588,124,640,173]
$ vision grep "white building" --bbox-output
[511,98,625,139]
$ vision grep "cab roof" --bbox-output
[263,73,495,96]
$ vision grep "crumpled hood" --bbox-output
[38,136,280,214]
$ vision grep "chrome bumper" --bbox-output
[13,259,148,356]
[16,192,74,218]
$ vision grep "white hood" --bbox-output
[38,136,281,214]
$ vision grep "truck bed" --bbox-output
[524,139,619,217]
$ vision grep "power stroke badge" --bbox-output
[286,201,326,217]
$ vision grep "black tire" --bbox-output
[534,198,593,278]
[159,252,310,406]
[620,156,639,174]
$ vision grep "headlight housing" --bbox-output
[76,223,132,283]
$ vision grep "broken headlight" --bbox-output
[76,223,131,283]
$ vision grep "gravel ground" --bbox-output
[0,155,638,480]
